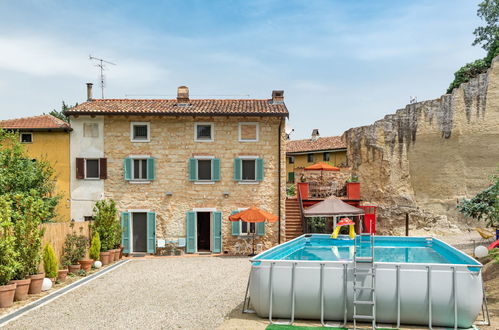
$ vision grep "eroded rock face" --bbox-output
[343,59,499,234]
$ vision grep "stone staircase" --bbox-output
[285,198,304,241]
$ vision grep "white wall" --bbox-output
[69,116,104,221]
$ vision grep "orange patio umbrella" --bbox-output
[304,162,340,171]
[229,206,277,256]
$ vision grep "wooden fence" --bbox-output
[41,221,92,263]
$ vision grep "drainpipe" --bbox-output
[278,118,283,244]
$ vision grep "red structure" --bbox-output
[346,182,360,200]
[359,205,377,234]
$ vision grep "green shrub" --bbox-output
[93,199,121,251]
[89,232,101,261]
[43,243,58,278]
[61,223,89,266]
[0,196,19,285]
[12,191,48,278]
[287,184,296,197]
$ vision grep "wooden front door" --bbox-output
[132,212,147,252]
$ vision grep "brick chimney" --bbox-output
[311,129,320,141]
[271,90,284,104]
[86,83,93,101]
[177,86,190,105]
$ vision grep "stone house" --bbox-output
[66,84,288,255]
[286,130,347,183]
[0,114,72,221]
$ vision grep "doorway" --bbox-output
[197,212,211,252]
[132,212,148,252]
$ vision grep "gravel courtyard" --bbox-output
[3,257,251,330]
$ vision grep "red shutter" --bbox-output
[99,158,107,179]
[76,158,85,179]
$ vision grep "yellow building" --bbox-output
[0,115,72,221]
[286,131,347,183]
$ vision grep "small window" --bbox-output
[323,152,330,161]
[242,159,256,181]
[288,156,295,164]
[131,122,150,142]
[83,123,99,137]
[20,133,32,143]
[240,221,256,235]
[288,172,295,183]
[195,123,213,142]
[307,154,314,163]
[133,159,148,180]
[239,122,259,142]
[197,159,212,181]
[85,159,100,179]
[84,216,95,222]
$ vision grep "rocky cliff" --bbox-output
[343,57,499,235]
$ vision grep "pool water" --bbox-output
[257,235,480,266]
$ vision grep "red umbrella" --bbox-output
[304,162,340,171]
[229,206,277,256]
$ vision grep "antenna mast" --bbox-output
[89,55,116,99]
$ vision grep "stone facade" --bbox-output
[343,57,499,234]
[103,115,286,254]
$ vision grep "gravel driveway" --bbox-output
[3,257,251,330]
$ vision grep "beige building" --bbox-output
[66,85,288,255]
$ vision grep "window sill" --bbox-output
[129,180,151,184]
[238,139,258,143]
[83,178,101,181]
[238,181,259,185]
[130,139,150,143]
[194,181,215,185]
[194,139,214,142]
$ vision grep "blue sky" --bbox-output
[0,0,484,139]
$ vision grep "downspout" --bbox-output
[278,118,283,244]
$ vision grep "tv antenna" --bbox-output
[89,55,116,99]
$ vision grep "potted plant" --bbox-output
[0,196,19,308]
[92,199,120,265]
[57,267,68,282]
[62,224,89,274]
[10,192,48,298]
[297,173,309,199]
[346,175,360,200]
[89,232,101,268]
[42,244,58,284]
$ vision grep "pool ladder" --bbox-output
[353,233,376,329]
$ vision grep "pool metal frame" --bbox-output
[243,234,489,329]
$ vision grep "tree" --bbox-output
[0,130,60,221]
[47,101,77,123]
[0,196,19,285]
[92,199,121,251]
[457,171,499,228]
[473,0,499,52]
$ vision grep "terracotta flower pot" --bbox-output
[100,251,110,265]
[68,264,81,275]
[28,273,45,295]
[78,259,94,272]
[108,249,115,263]
[57,269,68,282]
[120,246,124,259]
[9,278,31,301]
[112,249,120,261]
[0,283,17,308]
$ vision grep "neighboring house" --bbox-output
[286,130,346,183]
[65,84,288,255]
[0,114,72,221]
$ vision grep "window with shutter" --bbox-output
[76,158,85,179]
[147,212,156,254]
[124,158,132,180]
[186,211,196,253]
[231,210,240,236]
[99,158,107,179]
[85,159,99,179]
[233,158,241,181]
[213,211,222,253]
[121,212,131,253]
[188,158,197,181]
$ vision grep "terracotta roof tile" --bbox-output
[286,136,346,153]
[0,115,71,131]
[65,99,288,117]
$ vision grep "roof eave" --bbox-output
[286,148,347,155]
[65,111,289,118]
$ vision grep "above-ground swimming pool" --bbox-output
[247,234,483,328]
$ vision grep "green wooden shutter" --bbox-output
[234,158,241,181]
[288,172,295,183]
[121,212,131,253]
[257,222,265,236]
[124,157,132,180]
[231,210,240,236]
[256,158,264,181]
[213,211,222,253]
[188,158,197,181]
[212,158,220,181]
[186,211,196,253]
[147,158,155,181]
[147,212,156,254]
